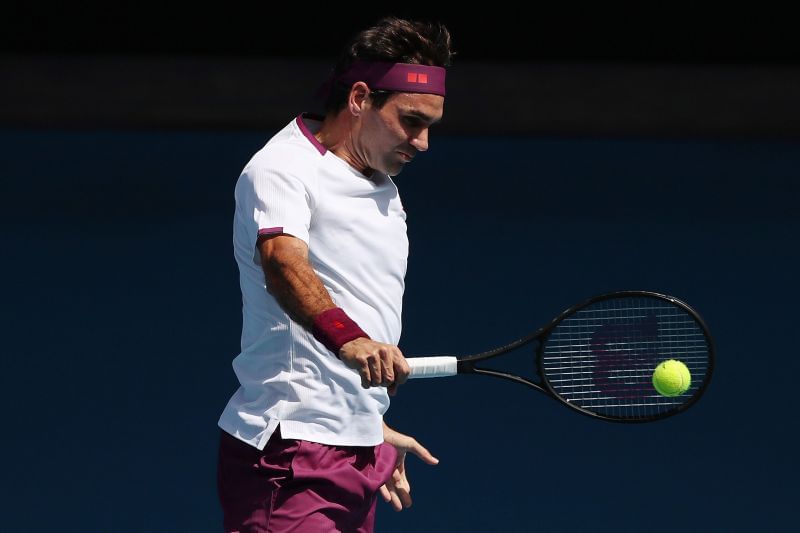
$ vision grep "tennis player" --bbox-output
[217,16,454,532]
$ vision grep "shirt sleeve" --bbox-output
[237,162,313,247]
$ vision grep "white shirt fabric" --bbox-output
[218,114,409,449]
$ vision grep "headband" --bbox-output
[317,60,447,100]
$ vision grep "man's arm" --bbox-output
[258,233,334,326]
[258,233,410,392]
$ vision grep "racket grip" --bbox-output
[407,356,459,378]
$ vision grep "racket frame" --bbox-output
[453,290,715,423]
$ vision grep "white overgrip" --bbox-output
[407,356,459,378]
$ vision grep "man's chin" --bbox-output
[385,162,407,177]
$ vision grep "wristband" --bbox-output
[312,307,369,357]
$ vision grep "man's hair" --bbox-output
[323,16,455,113]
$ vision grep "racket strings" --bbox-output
[542,296,711,420]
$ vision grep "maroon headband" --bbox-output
[318,60,447,99]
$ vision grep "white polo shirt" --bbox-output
[218,114,409,449]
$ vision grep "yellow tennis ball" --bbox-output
[652,359,692,397]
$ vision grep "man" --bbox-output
[217,16,454,532]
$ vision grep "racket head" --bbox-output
[537,291,714,422]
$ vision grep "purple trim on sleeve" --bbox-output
[295,113,327,156]
[258,227,284,235]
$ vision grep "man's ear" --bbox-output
[348,82,370,117]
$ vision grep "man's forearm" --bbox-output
[258,235,405,388]
[260,237,336,329]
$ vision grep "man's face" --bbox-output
[358,92,444,176]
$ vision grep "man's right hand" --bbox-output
[339,338,410,395]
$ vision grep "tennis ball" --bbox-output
[652,359,691,397]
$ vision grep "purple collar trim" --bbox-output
[295,113,327,155]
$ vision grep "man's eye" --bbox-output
[403,116,423,127]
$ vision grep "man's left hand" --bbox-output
[380,423,439,511]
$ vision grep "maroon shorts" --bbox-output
[217,427,397,533]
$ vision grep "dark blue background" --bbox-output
[2,129,797,532]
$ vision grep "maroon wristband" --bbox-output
[311,308,369,357]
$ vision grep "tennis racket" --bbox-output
[407,291,714,422]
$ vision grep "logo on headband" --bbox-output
[317,60,447,100]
